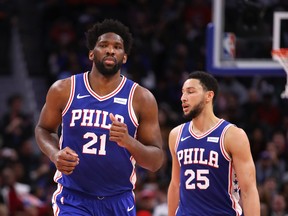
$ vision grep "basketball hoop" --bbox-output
[271,48,288,99]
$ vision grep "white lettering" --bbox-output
[199,148,208,165]
[177,151,183,167]
[101,111,110,129]
[69,109,125,129]
[177,148,219,168]
[70,109,82,126]
[81,109,95,126]
[208,151,219,168]
[93,110,102,127]
[184,149,193,165]
[193,148,199,163]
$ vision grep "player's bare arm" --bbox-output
[35,78,79,175]
[167,126,181,216]
[109,85,163,172]
[225,126,260,216]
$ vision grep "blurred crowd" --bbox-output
[1,0,288,216]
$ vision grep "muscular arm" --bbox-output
[109,86,163,172]
[167,126,181,216]
[225,126,260,216]
[35,78,79,175]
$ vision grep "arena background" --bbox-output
[0,0,288,215]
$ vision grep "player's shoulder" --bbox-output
[50,77,71,91]
[171,124,183,134]
[225,124,247,139]
[224,124,249,151]
[224,124,250,156]
[168,124,184,150]
[133,84,157,104]
[47,77,72,101]
[169,124,184,139]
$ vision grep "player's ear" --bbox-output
[123,54,127,64]
[206,91,214,102]
[89,50,94,61]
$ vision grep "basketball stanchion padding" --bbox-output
[272,48,288,99]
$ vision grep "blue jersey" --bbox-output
[53,72,139,197]
[175,119,242,216]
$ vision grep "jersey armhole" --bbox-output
[128,83,139,127]
[220,124,233,161]
[62,75,75,116]
[175,124,185,153]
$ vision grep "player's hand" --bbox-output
[109,113,132,148]
[52,147,79,175]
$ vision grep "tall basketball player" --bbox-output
[35,19,164,216]
[167,71,260,216]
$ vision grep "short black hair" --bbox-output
[85,19,133,55]
[188,71,219,103]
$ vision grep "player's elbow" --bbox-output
[148,150,165,172]
[149,162,162,172]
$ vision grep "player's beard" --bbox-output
[183,98,205,120]
[95,57,123,76]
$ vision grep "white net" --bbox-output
[272,49,288,99]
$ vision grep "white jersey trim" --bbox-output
[228,164,242,216]
[84,72,127,101]
[62,75,75,116]
[189,119,225,139]
[129,156,137,189]
[175,124,185,153]
[128,83,139,128]
[52,183,63,216]
[220,124,233,161]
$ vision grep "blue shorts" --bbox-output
[52,187,136,216]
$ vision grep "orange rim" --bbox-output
[272,48,288,57]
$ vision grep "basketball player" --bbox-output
[167,71,260,216]
[35,19,164,216]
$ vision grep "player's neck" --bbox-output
[88,71,122,96]
[191,112,219,135]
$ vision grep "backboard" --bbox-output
[206,0,288,76]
